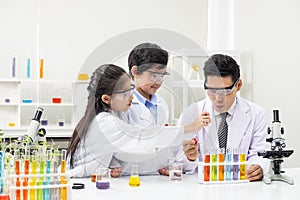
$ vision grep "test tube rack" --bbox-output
[198,154,249,184]
[8,173,71,200]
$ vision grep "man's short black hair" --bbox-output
[203,54,240,83]
[128,43,168,78]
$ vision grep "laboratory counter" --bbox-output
[70,168,299,200]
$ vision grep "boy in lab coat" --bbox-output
[110,43,199,176]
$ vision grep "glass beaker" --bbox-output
[169,162,183,181]
[129,165,140,187]
[96,168,110,190]
[57,113,65,127]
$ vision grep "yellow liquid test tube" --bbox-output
[60,150,67,200]
[240,153,246,180]
[32,151,37,183]
[218,148,225,181]
[29,181,35,200]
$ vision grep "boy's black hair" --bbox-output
[128,43,168,78]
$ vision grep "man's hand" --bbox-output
[246,164,263,181]
[183,139,199,161]
[184,111,211,133]
[158,167,169,176]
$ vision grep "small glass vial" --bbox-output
[96,168,110,190]
[129,165,140,187]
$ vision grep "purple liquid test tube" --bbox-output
[232,153,239,180]
[12,57,16,78]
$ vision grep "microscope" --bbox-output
[17,107,46,147]
[258,110,294,185]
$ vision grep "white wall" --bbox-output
[0,0,208,80]
[235,0,300,167]
[0,0,38,79]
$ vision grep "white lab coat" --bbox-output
[126,92,169,126]
[111,92,197,175]
[177,96,270,174]
[66,111,185,177]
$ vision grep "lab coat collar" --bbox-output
[132,93,158,123]
[227,96,251,148]
[200,96,251,149]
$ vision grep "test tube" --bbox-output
[43,150,52,200]
[211,149,217,181]
[12,57,16,78]
[30,151,37,200]
[232,148,240,180]
[218,148,225,181]
[36,181,43,200]
[15,150,21,200]
[225,148,232,181]
[239,149,246,180]
[40,58,44,79]
[0,151,4,195]
[27,58,31,79]
[204,153,210,181]
[37,151,45,200]
[60,149,67,200]
[31,151,38,183]
[46,150,52,183]
[51,149,60,200]
[39,151,46,182]
[29,181,35,200]
[23,152,30,200]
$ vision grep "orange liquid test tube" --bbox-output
[23,158,30,200]
[204,154,210,181]
[218,149,225,181]
[40,58,44,78]
[15,150,21,200]
[60,150,67,200]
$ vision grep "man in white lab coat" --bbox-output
[177,54,270,181]
[110,43,199,176]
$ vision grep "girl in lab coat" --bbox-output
[66,64,207,177]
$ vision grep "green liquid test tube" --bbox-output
[211,151,217,181]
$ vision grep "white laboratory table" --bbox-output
[70,168,299,200]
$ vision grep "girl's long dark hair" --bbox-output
[67,64,128,168]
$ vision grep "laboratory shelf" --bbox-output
[0,79,85,137]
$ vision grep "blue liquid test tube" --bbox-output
[225,148,232,181]
[27,58,31,78]
[43,150,52,200]
[50,150,60,200]
[232,148,240,180]
[46,150,52,183]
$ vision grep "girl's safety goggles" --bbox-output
[113,84,135,101]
